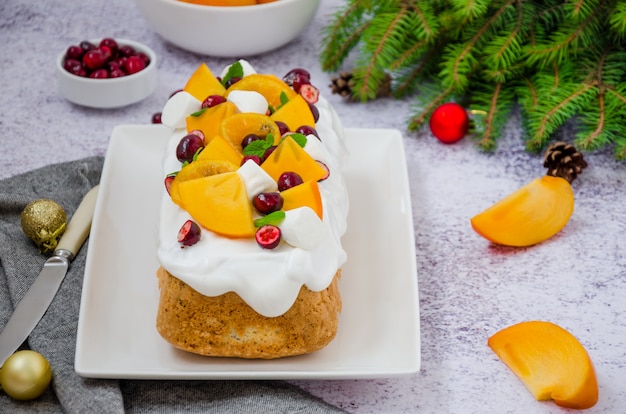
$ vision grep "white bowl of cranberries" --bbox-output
[133,0,320,57]
[56,38,157,108]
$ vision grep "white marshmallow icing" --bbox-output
[156,62,349,317]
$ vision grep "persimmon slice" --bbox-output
[177,172,255,238]
[488,321,598,409]
[270,94,315,131]
[183,63,225,102]
[470,176,574,246]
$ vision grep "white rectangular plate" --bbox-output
[75,125,420,379]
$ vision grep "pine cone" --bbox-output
[330,71,355,100]
[543,142,588,183]
[329,71,392,101]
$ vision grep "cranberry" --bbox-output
[82,49,107,70]
[98,45,113,61]
[116,56,128,68]
[124,55,146,75]
[89,68,109,79]
[317,161,330,181]
[262,145,277,161]
[63,58,82,72]
[201,94,226,109]
[152,112,162,124]
[308,103,319,123]
[99,38,119,55]
[277,172,303,191]
[241,133,262,149]
[170,89,184,98]
[66,45,84,60]
[296,125,319,139]
[136,52,151,65]
[80,40,97,52]
[176,134,204,163]
[109,69,126,78]
[118,45,136,57]
[299,84,319,104]
[188,129,205,140]
[225,76,241,88]
[283,68,310,87]
[253,192,284,215]
[255,225,281,249]
[178,220,201,247]
[274,121,290,136]
[164,174,175,194]
[241,155,262,166]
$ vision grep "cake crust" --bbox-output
[156,267,342,359]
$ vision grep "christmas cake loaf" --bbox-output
[155,60,349,359]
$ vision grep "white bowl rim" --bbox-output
[56,38,157,85]
[146,0,315,12]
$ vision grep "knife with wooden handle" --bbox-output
[0,185,99,368]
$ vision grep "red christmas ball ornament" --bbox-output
[429,102,469,144]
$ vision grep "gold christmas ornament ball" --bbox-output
[21,199,67,254]
[0,350,52,400]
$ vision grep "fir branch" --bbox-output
[439,0,516,91]
[320,0,370,72]
[351,3,418,101]
[608,0,626,39]
[525,3,604,67]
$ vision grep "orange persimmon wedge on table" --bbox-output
[470,176,574,247]
[488,321,598,409]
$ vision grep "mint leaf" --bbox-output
[190,108,207,117]
[221,61,244,86]
[286,133,307,148]
[243,133,275,158]
[254,211,286,228]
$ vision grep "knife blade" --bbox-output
[0,185,99,368]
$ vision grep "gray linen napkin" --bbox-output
[0,157,346,413]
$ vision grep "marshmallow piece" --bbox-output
[302,134,331,164]
[237,159,277,201]
[161,91,201,129]
[220,59,257,78]
[227,90,268,114]
[280,208,327,250]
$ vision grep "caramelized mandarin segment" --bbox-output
[225,74,297,109]
[488,321,598,409]
[170,159,238,205]
[219,113,281,153]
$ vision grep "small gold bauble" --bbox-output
[20,199,67,255]
[0,350,52,400]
